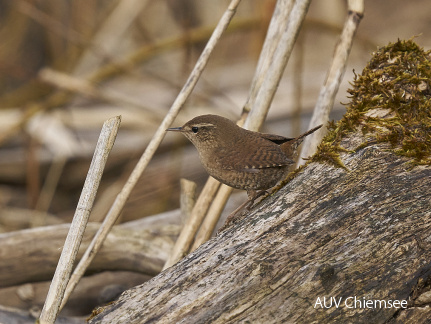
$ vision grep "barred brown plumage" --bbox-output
[167,114,322,202]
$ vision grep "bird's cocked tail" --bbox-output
[280,124,323,157]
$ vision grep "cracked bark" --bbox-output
[89,136,431,323]
[89,40,431,324]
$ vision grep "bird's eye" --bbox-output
[191,126,199,133]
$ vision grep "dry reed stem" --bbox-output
[298,0,364,164]
[72,0,151,76]
[38,116,121,324]
[0,15,256,146]
[32,155,67,226]
[39,68,161,120]
[180,178,197,225]
[164,112,248,268]
[191,184,234,252]
[163,177,221,269]
[292,36,305,136]
[58,0,241,294]
[244,0,294,116]
[188,0,312,252]
[243,0,311,131]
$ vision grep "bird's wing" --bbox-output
[239,145,294,172]
[258,133,294,145]
[215,135,294,172]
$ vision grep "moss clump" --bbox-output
[313,39,431,167]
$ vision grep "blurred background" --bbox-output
[1,0,430,227]
[0,0,430,319]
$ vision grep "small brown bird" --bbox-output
[167,114,322,202]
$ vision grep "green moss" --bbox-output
[274,164,307,191]
[312,39,431,168]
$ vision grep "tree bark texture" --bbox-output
[90,40,431,323]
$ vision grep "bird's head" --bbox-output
[166,114,237,151]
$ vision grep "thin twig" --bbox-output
[163,177,221,269]
[164,115,247,268]
[0,15,256,146]
[38,116,121,324]
[186,0,312,253]
[32,155,67,227]
[39,68,161,121]
[292,36,304,136]
[60,0,242,295]
[72,0,151,76]
[191,184,233,252]
[298,0,364,164]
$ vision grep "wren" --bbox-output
[167,114,322,202]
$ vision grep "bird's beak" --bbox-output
[166,127,183,132]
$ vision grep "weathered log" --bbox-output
[89,40,431,323]
[0,304,84,324]
[0,271,151,317]
[0,220,180,288]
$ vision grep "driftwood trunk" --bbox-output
[90,41,431,323]
[0,222,177,288]
[0,214,180,321]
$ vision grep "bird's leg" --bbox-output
[224,199,251,224]
[219,189,268,231]
[246,189,267,210]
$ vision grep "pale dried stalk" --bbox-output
[39,68,159,118]
[0,12,256,147]
[244,0,295,115]
[60,0,242,299]
[183,114,242,252]
[191,184,233,252]
[163,177,221,269]
[244,0,312,131]
[180,178,197,224]
[32,155,67,226]
[189,0,312,251]
[39,116,121,324]
[72,0,150,76]
[292,37,305,136]
[298,0,364,164]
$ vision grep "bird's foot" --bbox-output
[218,200,249,232]
[218,190,268,232]
[246,190,268,210]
